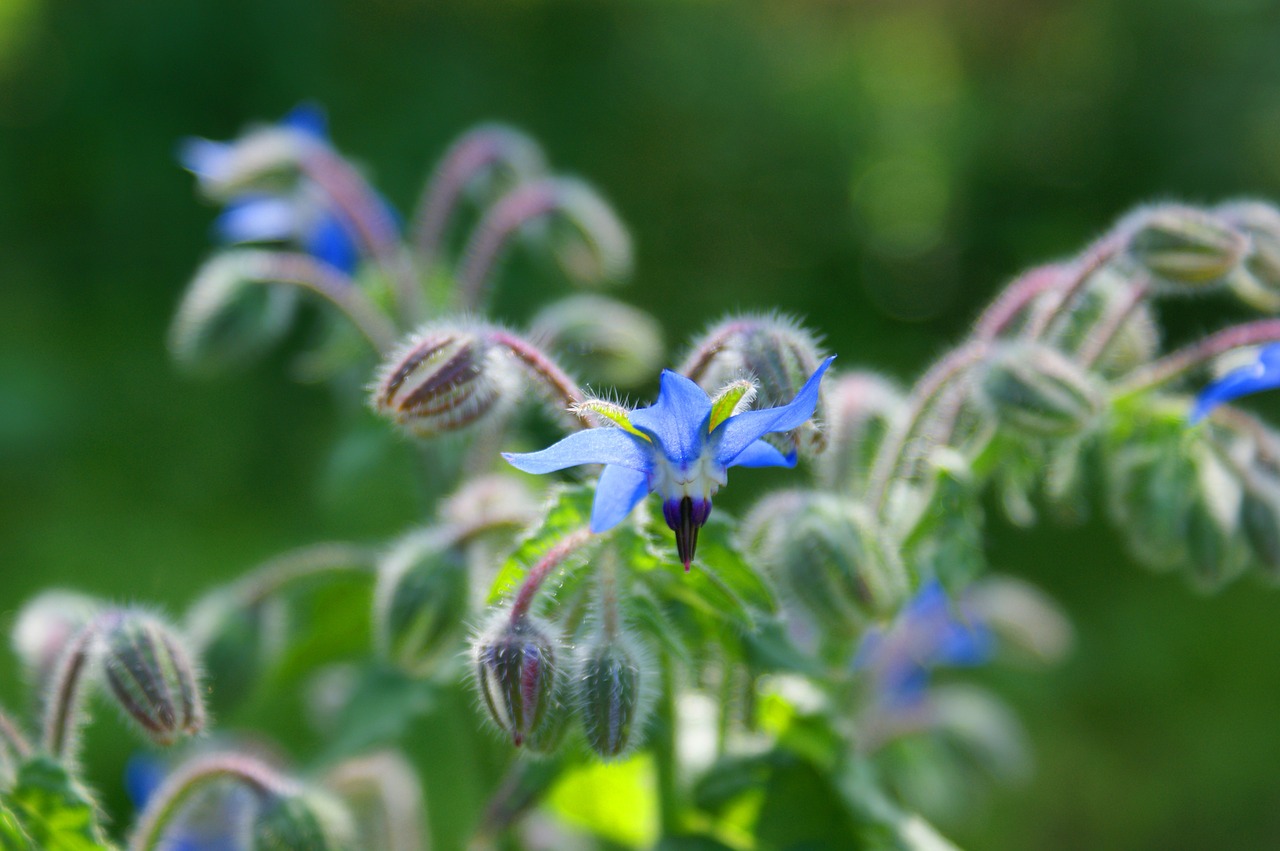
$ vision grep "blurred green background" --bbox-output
[4,0,1280,848]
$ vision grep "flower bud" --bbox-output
[374,532,469,678]
[815,371,904,493]
[169,253,299,371]
[684,315,829,458]
[186,591,285,715]
[1041,267,1160,378]
[180,126,314,201]
[574,636,653,759]
[1242,482,1280,577]
[977,343,1101,438]
[530,295,664,387]
[746,493,907,636]
[1124,205,1247,291]
[252,789,354,851]
[98,610,205,746]
[371,323,513,437]
[542,179,633,286]
[473,615,559,747]
[1217,201,1280,311]
[12,590,98,691]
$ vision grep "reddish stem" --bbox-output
[509,528,594,623]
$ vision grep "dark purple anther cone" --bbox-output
[663,496,712,571]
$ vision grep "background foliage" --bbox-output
[4,0,1280,847]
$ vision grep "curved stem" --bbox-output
[300,145,423,324]
[972,264,1066,340]
[457,182,561,310]
[1021,233,1124,341]
[230,542,381,608]
[677,320,753,381]
[1076,279,1151,369]
[238,250,399,353]
[129,753,287,851]
[486,329,589,427]
[508,528,593,624]
[0,708,31,762]
[866,341,990,518]
[41,616,102,760]
[1117,319,1280,396]
[324,751,426,851]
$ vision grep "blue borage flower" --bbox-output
[503,357,834,569]
[855,580,993,710]
[126,754,244,851]
[179,103,391,276]
[1190,343,1280,424]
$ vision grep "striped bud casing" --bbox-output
[1218,201,1280,311]
[252,789,354,851]
[98,611,205,747]
[375,532,469,678]
[371,324,512,437]
[1124,205,1247,291]
[473,616,558,747]
[685,315,829,458]
[574,636,651,759]
[978,343,1101,438]
[746,492,908,636]
[530,295,664,387]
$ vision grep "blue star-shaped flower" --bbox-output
[179,103,389,276]
[1190,343,1280,424]
[854,580,994,710]
[503,357,834,568]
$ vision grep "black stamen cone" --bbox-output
[676,496,699,571]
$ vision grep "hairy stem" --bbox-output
[973,264,1066,340]
[457,181,561,310]
[1118,319,1280,396]
[41,618,101,760]
[129,753,287,851]
[1021,233,1124,340]
[230,542,381,608]
[508,528,594,624]
[1076,279,1151,369]
[487,329,589,427]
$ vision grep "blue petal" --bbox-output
[214,195,298,244]
[713,356,834,466]
[177,138,232,181]
[1190,344,1280,423]
[629,370,713,466]
[590,465,651,532]
[728,439,796,469]
[304,211,360,275]
[124,754,166,809]
[503,428,650,474]
[934,620,994,667]
[282,102,329,140]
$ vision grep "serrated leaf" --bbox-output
[2,758,113,851]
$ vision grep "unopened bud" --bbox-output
[1042,267,1160,377]
[252,789,354,851]
[1241,482,1280,577]
[12,590,98,690]
[575,636,652,759]
[169,253,299,371]
[530,295,664,387]
[977,343,1101,438]
[440,475,540,540]
[473,615,559,747]
[1217,201,1280,311]
[816,372,904,492]
[541,179,633,286]
[746,493,907,635]
[375,532,469,678]
[186,592,284,714]
[180,127,314,201]
[684,314,829,458]
[371,323,513,438]
[99,610,205,746]
[1124,205,1247,290]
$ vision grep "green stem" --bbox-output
[1117,319,1280,397]
[231,542,381,608]
[654,659,681,837]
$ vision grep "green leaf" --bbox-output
[0,800,36,851]
[489,484,595,605]
[2,758,114,851]
[692,515,777,615]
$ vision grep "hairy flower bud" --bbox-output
[371,323,513,437]
[816,372,904,493]
[375,532,469,678]
[252,789,354,851]
[169,253,300,371]
[1217,201,1280,311]
[530,295,664,387]
[99,610,205,746]
[1124,205,1247,291]
[473,615,559,747]
[746,493,907,635]
[574,636,652,759]
[977,343,1101,438]
[12,590,98,691]
[683,314,829,458]
[1241,482,1280,577]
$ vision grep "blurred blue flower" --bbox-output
[503,357,834,568]
[1190,343,1280,424]
[126,754,242,851]
[855,580,994,710]
[179,103,389,277]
